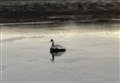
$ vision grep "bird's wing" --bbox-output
[54,45,65,49]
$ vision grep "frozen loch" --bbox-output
[1,22,119,83]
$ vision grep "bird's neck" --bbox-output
[52,41,54,46]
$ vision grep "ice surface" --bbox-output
[1,22,119,83]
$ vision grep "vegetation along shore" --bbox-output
[1,0,120,23]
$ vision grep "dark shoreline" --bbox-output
[1,1,120,24]
[1,18,120,26]
[0,15,120,24]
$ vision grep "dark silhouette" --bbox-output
[50,39,66,61]
[0,1,120,23]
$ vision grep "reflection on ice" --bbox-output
[50,51,66,62]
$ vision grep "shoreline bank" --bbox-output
[0,18,120,26]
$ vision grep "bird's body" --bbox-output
[50,45,66,52]
[50,39,66,52]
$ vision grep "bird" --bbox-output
[50,39,66,53]
[50,39,66,61]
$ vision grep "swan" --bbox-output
[50,39,66,53]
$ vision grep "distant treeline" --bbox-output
[0,1,120,22]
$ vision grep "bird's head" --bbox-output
[50,39,54,42]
